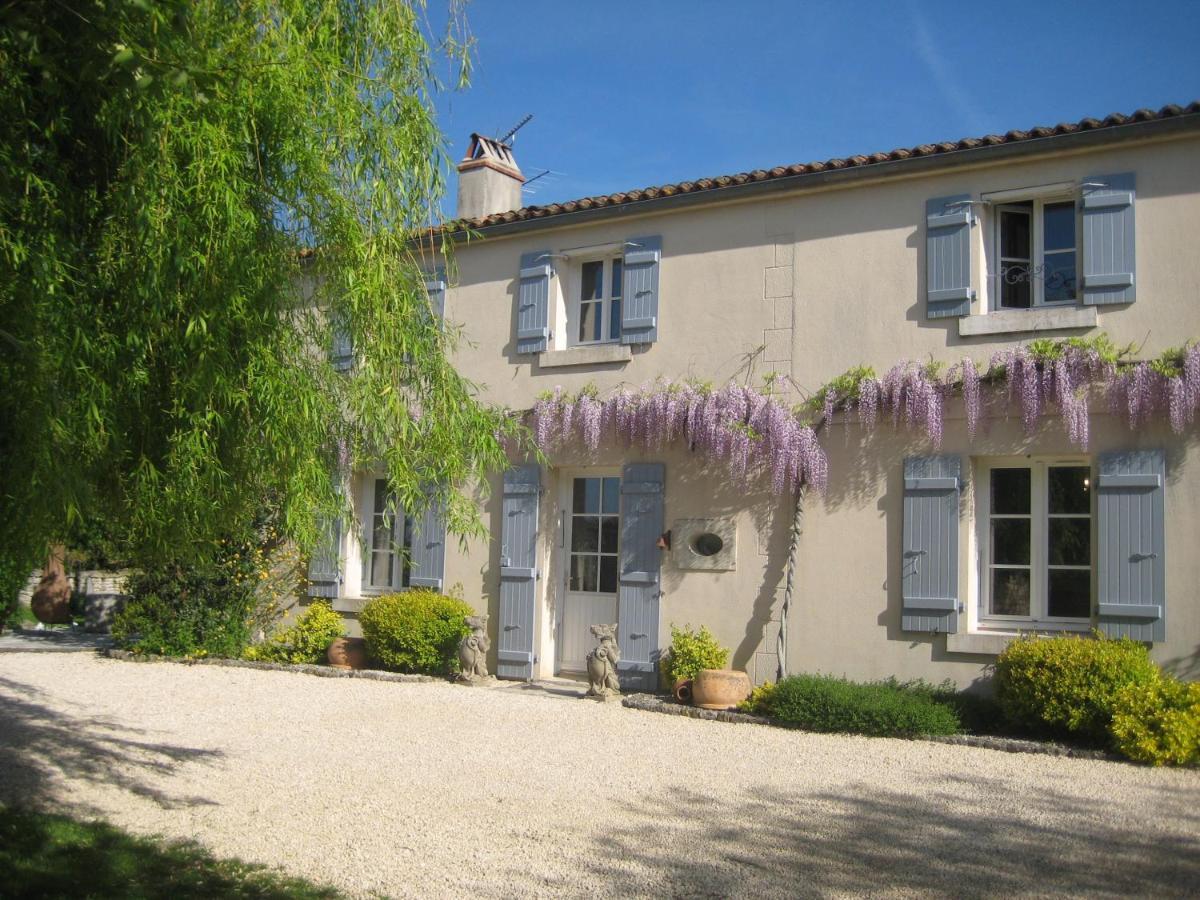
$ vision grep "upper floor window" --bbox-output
[995,198,1078,310]
[573,257,623,345]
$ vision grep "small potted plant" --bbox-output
[662,624,749,708]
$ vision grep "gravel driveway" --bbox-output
[1,637,1198,898]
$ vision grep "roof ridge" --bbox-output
[448,101,1200,232]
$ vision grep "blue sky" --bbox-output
[431,0,1200,218]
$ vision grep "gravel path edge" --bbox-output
[102,647,439,683]
[620,693,1120,761]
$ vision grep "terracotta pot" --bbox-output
[327,637,367,670]
[691,668,752,710]
[673,677,694,704]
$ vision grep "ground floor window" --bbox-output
[365,477,412,593]
[980,458,1092,627]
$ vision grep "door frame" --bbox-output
[553,467,622,675]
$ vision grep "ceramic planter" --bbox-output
[327,637,368,670]
[673,677,694,704]
[691,668,752,710]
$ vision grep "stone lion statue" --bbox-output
[586,623,621,699]
[456,614,492,683]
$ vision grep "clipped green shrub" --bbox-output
[1109,676,1200,766]
[112,563,254,659]
[995,633,1159,742]
[738,680,776,715]
[244,601,344,665]
[359,590,473,675]
[767,674,961,737]
[662,624,729,685]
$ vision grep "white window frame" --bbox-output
[567,254,623,347]
[975,456,1094,632]
[988,190,1080,311]
[359,475,413,595]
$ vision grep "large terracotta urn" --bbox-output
[327,637,368,670]
[31,545,72,625]
[691,668,752,710]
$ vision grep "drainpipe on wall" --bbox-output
[777,485,805,682]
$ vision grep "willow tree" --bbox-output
[0,1,519,600]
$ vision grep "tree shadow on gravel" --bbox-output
[0,675,222,813]
[572,778,1200,898]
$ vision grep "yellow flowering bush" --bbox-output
[994,633,1159,742]
[1109,677,1200,766]
[244,600,344,665]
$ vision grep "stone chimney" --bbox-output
[456,133,524,220]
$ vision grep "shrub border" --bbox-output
[102,648,438,683]
[621,693,1118,762]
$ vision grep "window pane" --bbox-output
[401,517,412,588]
[370,551,392,587]
[600,516,619,553]
[1000,263,1031,308]
[1000,209,1031,258]
[599,556,618,593]
[1048,569,1091,618]
[602,477,620,514]
[578,302,596,343]
[1049,518,1090,566]
[991,569,1031,616]
[991,468,1031,514]
[992,519,1031,565]
[611,260,622,297]
[1043,201,1076,252]
[571,516,599,552]
[580,260,602,301]
[570,554,598,592]
[372,516,393,553]
[592,303,603,341]
[609,297,622,341]
[573,478,601,514]
[1043,250,1077,303]
[1049,467,1090,514]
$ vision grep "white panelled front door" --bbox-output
[557,473,621,674]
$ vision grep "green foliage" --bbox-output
[804,365,877,415]
[662,624,730,684]
[0,2,522,583]
[994,634,1159,742]
[738,680,776,715]
[765,674,961,737]
[0,805,341,899]
[359,590,473,675]
[111,537,264,658]
[244,600,343,665]
[1109,676,1200,766]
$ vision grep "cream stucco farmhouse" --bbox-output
[309,102,1200,692]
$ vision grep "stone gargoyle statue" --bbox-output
[585,623,622,699]
[456,614,493,684]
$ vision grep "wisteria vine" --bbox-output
[530,335,1200,496]
[533,380,828,494]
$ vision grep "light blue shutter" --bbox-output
[1097,450,1165,641]
[516,251,551,354]
[1082,173,1136,306]
[425,266,447,323]
[901,456,961,633]
[617,463,665,690]
[925,195,974,319]
[497,465,540,679]
[621,235,662,344]
[408,494,445,591]
[307,516,342,598]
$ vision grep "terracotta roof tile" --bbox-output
[444,100,1196,234]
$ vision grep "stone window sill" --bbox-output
[947,627,1087,655]
[958,306,1097,337]
[538,343,632,368]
